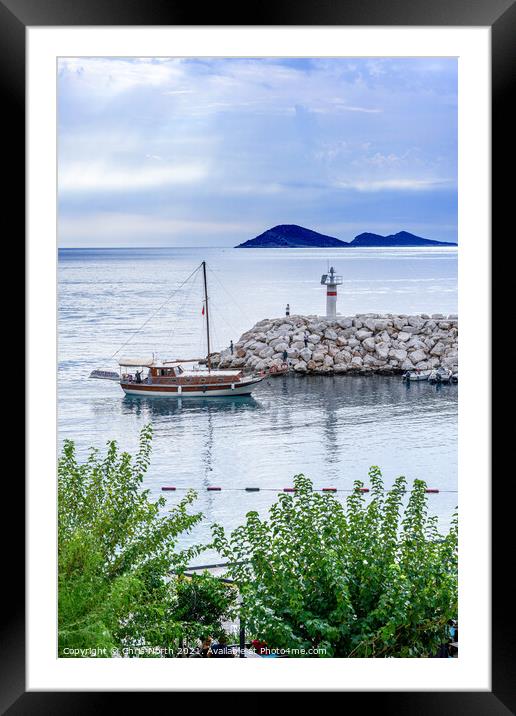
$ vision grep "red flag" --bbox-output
[202,305,205,316]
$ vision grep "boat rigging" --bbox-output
[90,261,264,398]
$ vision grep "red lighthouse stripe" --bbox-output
[327,291,337,296]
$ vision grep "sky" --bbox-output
[58,57,457,247]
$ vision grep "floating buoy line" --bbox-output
[161,485,456,494]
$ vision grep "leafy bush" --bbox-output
[212,468,458,657]
[58,425,233,657]
[174,573,237,640]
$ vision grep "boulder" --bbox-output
[324,328,338,341]
[415,361,430,370]
[409,349,427,364]
[401,359,415,371]
[375,343,390,360]
[258,346,274,359]
[389,348,408,361]
[356,329,373,341]
[336,318,353,329]
[430,342,445,356]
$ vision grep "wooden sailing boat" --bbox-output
[113,262,264,398]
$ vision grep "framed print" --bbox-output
[6,0,513,708]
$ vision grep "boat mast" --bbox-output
[202,261,212,372]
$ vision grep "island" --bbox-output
[235,225,457,248]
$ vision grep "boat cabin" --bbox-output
[118,358,245,386]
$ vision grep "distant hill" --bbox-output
[235,225,348,248]
[350,231,456,247]
[236,225,456,248]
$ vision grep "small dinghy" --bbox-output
[428,367,453,384]
[402,370,430,382]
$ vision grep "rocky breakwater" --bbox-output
[210,314,458,375]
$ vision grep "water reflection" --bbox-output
[121,394,261,417]
[61,375,457,545]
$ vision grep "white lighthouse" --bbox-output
[320,266,343,318]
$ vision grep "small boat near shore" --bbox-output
[402,370,431,382]
[428,367,453,384]
[91,261,265,398]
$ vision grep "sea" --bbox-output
[58,246,458,557]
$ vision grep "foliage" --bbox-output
[212,469,458,657]
[174,572,237,641]
[58,425,228,657]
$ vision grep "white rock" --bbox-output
[294,360,307,372]
[336,318,353,329]
[375,343,390,360]
[430,342,445,356]
[362,337,376,351]
[397,331,411,342]
[258,346,274,359]
[324,328,338,341]
[299,348,312,362]
[406,337,426,350]
[351,356,363,368]
[415,361,430,370]
[356,329,373,341]
[409,349,427,364]
[401,359,415,371]
[389,348,408,361]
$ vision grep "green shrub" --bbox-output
[58,425,230,657]
[212,468,457,657]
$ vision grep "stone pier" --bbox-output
[210,313,458,375]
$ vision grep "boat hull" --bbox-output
[120,377,263,398]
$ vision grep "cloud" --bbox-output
[59,213,252,244]
[335,178,454,192]
[59,160,208,193]
[58,57,458,245]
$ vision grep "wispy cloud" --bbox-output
[58,57,458,246]
[59,161,208,193]
[335,178,454,192]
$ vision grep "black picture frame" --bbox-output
[7,0,512,708]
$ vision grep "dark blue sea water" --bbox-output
[58,247,458,554]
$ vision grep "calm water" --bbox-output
[58,247,458,555]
